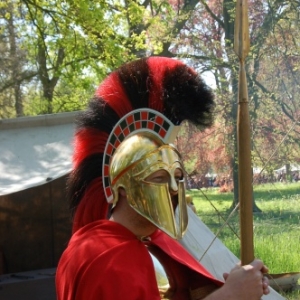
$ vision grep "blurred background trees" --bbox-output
[1,0,299,202]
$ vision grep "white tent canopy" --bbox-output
[274,164,300,174]
[0,112,77,196]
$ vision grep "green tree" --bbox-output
[171,0,300,208]
[1,1,300,210]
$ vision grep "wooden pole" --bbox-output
[233,0,254,265]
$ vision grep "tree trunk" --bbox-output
[7,3,23,117]
[37,41,65,114]
[14,83,23,117]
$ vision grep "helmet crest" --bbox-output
[68,57,215,233]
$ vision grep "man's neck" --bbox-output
[109,212,157,238]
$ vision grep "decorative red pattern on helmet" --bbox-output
[103,108,175,203]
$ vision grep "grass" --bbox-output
[188,182,300,300]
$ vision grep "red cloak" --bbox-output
[56,220,223,300]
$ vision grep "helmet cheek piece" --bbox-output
[177,179,188,237]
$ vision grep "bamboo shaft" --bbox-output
[234,0,254,265]
[237,62,254,265]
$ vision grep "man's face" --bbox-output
[145,168,183,211]
[110,136,188,239]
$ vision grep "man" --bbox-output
[56,57,269,299]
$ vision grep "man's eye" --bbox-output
[154,177,165,182]
[150,176,168,183]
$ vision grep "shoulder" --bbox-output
[56,220,161,300]
[58,220,147,270]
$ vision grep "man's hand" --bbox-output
[205,259,270,300]
[222,259,270,299]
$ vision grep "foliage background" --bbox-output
[1,1,300,207]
